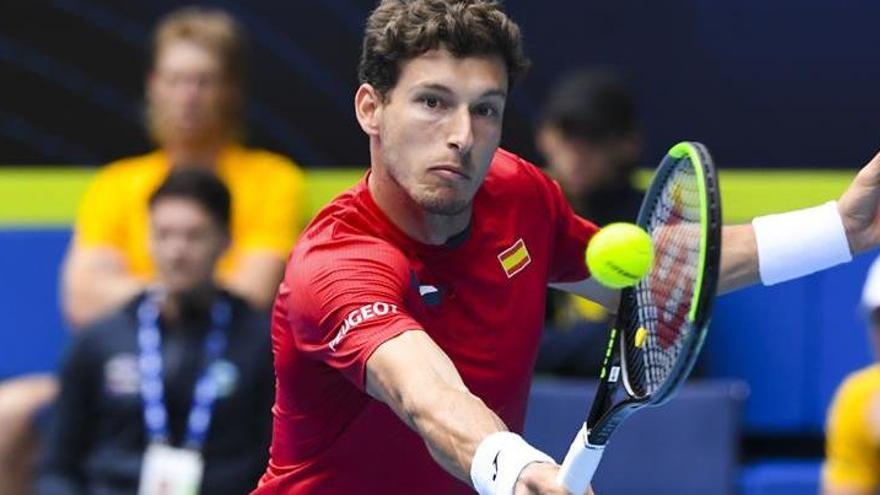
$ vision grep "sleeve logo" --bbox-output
[328,302,399,351]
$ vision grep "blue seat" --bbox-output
[739,460,821,495]
[524,378,747,495]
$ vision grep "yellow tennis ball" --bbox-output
[586,222,654,289]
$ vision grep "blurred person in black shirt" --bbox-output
[36,168,274,495]
[534,69,644,377]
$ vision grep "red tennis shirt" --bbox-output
[253,149,597,494]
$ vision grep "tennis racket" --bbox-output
[556,141,722,494]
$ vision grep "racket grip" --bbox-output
[556,424,605,495]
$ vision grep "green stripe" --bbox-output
[0,166,855,227]
[668,142,709,323]
[0,168,96,226]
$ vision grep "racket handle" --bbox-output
[556,424,605,495]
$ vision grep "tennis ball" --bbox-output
[586,223,653,289]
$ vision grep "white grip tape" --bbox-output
[556,424,605,495]
[752,200,852,285]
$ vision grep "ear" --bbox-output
[354,83,383,137]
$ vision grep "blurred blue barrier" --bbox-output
[707,251,876,432]
[0,229,71,378]
[524,378,747,495]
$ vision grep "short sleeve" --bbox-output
[823,373,880,491]
[237,156,306,258]
[284,236,422,389]
[73,166,126,249]
[523,165,597,283]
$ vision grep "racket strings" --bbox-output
[624,160,703,396]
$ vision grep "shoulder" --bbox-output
[484,148,556,196]
[230,147,305,182]
[479,149,566,221]
[835,365,880,402]
[290,231,410,285]
[72,296,141,354]
[487,148,543,181]
[829,365,880,424]
[94,151,165,183]
[82,152,164,204]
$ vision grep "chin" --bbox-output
[416,193,471,216]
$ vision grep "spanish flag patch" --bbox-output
[498,238,531,278]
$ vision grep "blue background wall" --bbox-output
[2,0,879,168]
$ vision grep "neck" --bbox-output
[368,163,471,246]
[164,140,226,168]
[159,283,216,326]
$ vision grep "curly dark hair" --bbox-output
[358,0,530,98]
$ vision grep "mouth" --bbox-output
[428,164,471,181]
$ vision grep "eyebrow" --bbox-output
[414,83,507,100]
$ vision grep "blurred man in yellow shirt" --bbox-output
[63,7,304,327]
[0,8,304,494]
[823,256,880,495]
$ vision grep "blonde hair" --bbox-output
[147,7,247,143]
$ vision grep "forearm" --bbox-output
[367,331,558,493]
[400,384,507,483]
[717,224,760,294]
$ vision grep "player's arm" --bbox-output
[61,246,144,329]
[225,252,285,309]
[558,150,880,301]
[550,225,756,302]
[365,330,587,495]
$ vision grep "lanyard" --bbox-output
[136,293,231,450]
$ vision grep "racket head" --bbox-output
[618,141,721,404]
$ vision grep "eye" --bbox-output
[417,94,447,111]
[473,103,501,119]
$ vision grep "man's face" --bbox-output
[149,198,228,294]
[366,49,508,215]
[147,40,235,145]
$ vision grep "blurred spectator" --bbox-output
[36,168,274,495]
[0,7,302,494]
[63,6,305,326]
[822,256,880,494]
[534,69,643,377]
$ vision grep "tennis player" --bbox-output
[254,1,880,494]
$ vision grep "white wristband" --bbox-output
[470,432,555,495]
[752,200,852,285]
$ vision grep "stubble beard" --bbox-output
[415,187,471,216]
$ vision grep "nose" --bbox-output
[447,106,474,154]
